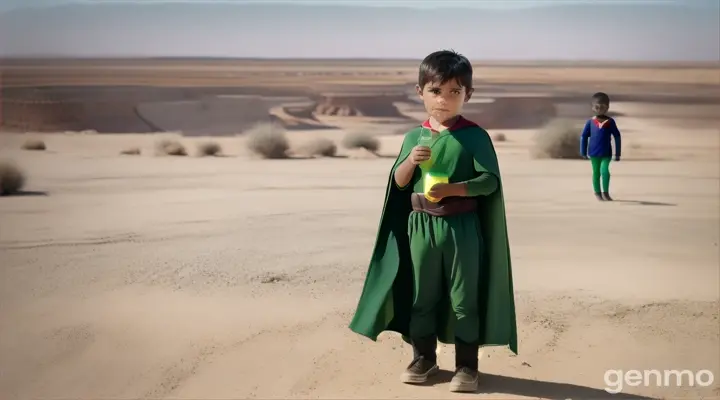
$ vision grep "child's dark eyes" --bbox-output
[428,89,461,95]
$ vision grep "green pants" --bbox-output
[407,211,482,344]
[590,157,611,193]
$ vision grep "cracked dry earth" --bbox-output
[1,126,719,400]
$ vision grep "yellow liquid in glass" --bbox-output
[423,172,449,203]
[417,128,448,202]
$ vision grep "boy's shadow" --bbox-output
[422,371,657,399]
[0,190,49,197]
[613,199,676,207]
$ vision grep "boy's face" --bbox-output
[416,79,473,123]
[592,100,609,116]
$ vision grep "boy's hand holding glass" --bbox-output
[426,182,463,201]
[409,145,431,165]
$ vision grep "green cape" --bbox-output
[348,123,518,354]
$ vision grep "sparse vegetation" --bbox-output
[530,118,583,160]
[493,132,507,142]
[0,160,26,196]
[342,132,380,153]
[259,273,290,284]
[297,137,337,158]
[154,139,187,156]
[21,138,46,151]
[120,146,141,156]
[245,122,290,159]
[197,141,222,157]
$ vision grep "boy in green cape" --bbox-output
[348,50,518,393]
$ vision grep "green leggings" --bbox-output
[590,157,611,193]
[407,211,482,344]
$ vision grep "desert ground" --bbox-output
[1,60,719,400]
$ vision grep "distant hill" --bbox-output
[1,2,718,61]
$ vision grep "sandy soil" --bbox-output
[1,100,718,400]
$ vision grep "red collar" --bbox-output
[592,116,612,128]
[422,115,478,132]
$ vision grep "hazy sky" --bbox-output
[0,0,702,12]
[1,0,718,60]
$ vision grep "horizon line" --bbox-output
[2,56,719,66]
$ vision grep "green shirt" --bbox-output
[396,124,499,197]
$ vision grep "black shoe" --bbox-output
[400,356,439,384]
[595,192,605,201]
[602,192,613,201]
[451,338,479,392]
[401,335,438,384]
[449,366,479,392]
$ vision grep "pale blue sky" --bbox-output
[0,0,706,13]
[1,0,718,60]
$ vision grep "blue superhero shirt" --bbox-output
[580,117,622,159]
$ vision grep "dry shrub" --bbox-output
[245,122,290,159]
[197,141,222,157]
[21,138,46,151]
[297,137,337,157]
[530,118,583,159]
[493,132,507,142]
[154,139,187,156]
[120,147,141,156]
[342,132,380,153]
[259,273,290,284]
[0,160,26,196]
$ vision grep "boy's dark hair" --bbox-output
[418,49,473,90]
[592,92,610,104]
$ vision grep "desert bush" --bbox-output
[154,139,187,156]
[197,141,222,157]
[342,132,380,153]
[21,138,46,151]
[120,146,141,155]
[493,132,507,142]
[0,160,26,196]
[258,273,290,284]
[245,122,290,159]
[530,118,583,160]
[297,137,337,157]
